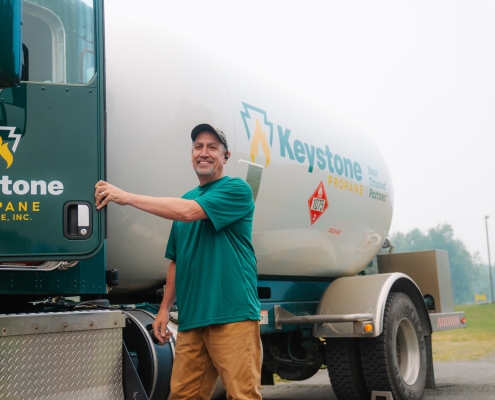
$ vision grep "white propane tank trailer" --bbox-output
[0,0,466,399]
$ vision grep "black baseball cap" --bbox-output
[191,123,228,151]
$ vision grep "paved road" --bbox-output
[259,352,495,399]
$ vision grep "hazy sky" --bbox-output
[113,1,495,262]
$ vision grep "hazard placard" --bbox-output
[308,181,329,225]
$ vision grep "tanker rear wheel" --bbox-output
[326,338,368,400]
[359,292,426,400]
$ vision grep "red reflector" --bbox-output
[460,317,466,324]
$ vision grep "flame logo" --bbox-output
[0,137,13,169]
[250,118,271,167]
[318,187,323,197]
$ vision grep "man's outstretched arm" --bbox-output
[94,180,207,222]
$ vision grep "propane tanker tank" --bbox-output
[103,3,393,293]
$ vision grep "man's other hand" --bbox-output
[152,311,173,344]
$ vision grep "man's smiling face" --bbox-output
[191,131,229,184]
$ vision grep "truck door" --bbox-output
[0,0,105,263]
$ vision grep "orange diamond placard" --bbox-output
[308,181,329,225]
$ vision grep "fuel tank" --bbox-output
[104,2,393,293]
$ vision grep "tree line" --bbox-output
[377,224,493,305]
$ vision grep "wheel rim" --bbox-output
[395,317,420,385]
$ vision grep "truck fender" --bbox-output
[313,273,432,338]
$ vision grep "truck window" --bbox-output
[22,0,95,84]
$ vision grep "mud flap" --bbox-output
[425,336,436,389]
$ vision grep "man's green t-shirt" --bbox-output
[165,176,260,331]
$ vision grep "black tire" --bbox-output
[326,338,369,400]
[360,292,426,400]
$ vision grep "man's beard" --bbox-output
[195,164,215,176]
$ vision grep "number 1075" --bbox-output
[311,198,325,212]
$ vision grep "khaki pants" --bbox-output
[170,320,262,400]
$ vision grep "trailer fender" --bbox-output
[313,273,432,338]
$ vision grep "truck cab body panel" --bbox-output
[0,0,105,264]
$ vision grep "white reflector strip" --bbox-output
[436,315,462,328]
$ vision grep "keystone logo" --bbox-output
[240,103,273,167]
[0,127,22,169]
[239,102,364,182]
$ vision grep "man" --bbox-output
[95,124,262,400]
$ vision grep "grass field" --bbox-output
[432,303,495,361]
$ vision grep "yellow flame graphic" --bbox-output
[0,137,13,169]
[250,117,271,167]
